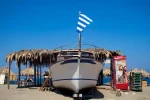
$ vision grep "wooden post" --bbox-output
[100,69,103,85]
[49,54,52,87]
[8,61,11,89]
[25,65,27,80]
[110,59,113,88]
[40,66,41,85]
[34,65,36,86]
[18,63,21,88]
[37,66,39,86]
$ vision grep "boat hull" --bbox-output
[50,57,103,93]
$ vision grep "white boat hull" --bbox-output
[50,57,103,93]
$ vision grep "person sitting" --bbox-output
[27,77,33,82]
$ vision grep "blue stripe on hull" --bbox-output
[53,78,97,82]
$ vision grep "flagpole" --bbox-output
[78,32,81,55]
[78,11,81,56]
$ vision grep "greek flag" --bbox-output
[76,11,93,33]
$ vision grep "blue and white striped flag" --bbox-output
[76,11,93,33]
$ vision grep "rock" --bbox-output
[116,89,121,97]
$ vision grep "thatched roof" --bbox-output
[140,69,149,77]
[127,68,140,76]
[132,68,140,72]
[103,67,111,76]
[0,66,16,76]
[6,48,121,67]
[128,68,150,77]
[21,67,37,76]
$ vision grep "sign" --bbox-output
[0,74,5,84]
[114,56,126,60]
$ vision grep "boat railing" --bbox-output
[52,44,102,58]
[58,54,94,57]
[54,44,101,51]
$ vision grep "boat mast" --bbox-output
[78,11,81,56]
[78,32,81,54]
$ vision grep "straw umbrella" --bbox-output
[132,68,140,72]
[103,67,111,76]
[140,69,150,77]
[128,68,150,77]
[127,68,149,76]
[127,68,140,76]
[0,66,16,81]
[21,66,42,85]
[21,66,35,76]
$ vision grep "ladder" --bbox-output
[39,77,49,91]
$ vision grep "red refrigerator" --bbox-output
[111,55,129,90]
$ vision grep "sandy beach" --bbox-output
[0,85,150,100]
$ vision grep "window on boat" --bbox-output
[60,59,96,65]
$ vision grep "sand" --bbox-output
[0,85,150,100]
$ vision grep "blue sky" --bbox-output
[0,0,150,73]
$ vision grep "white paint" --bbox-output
[77,26,83,32]
[79,17,90,24]
[80,13,93,22]
[78,21,86,28]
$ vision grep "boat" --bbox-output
[50,33,104,93]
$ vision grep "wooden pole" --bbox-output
[34,65,36,86]
[37,66,39,86]
[78,33,81,52]
[8,61,11,89]
[18,63,21,88]
[100,69,103,85]
[49,54,51,87]
[110,59,112,88]
[26,65,27,80]
[40,66,41,85]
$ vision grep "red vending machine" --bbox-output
[111,55,129,90]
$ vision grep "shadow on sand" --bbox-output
[16,85,42,89]
[53,87,104,100]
